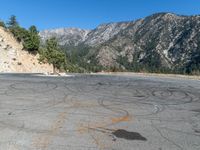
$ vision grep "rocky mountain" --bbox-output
[39,22,132,47]
[40,28,90,46]
[84,22,132,46]
[40,13,200,74]
[0,27,53,73]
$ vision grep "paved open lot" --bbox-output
[0,74,200,150]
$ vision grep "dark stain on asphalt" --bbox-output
[134,95,145,97]
[97,82,106,86]
[194,129,200,133]
[112,129,147,141]
[191,109,200,112]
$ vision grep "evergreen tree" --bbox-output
[7,15,26,42]
[7,15,18,28]
[23,25,40,51]
[29,25,38,34]
[39,38,67,73]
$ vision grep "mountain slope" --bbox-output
[94,13,200,70]
[0,27,53,73]
[40,13,200,74]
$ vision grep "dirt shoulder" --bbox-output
[95,72,200,80]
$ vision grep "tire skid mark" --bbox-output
[1,75,199,149]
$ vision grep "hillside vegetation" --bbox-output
[0,16,69,73]
[0,26,53,73]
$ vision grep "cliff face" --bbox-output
[0,27,53,73]
[40,13,200,73]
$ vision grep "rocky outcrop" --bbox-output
[0,27,53,73]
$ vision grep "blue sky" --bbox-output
[0,0,199,30]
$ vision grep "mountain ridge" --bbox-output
[40,12,200,74]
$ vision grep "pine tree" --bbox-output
[29,25,38,34]
[23,25,40,51]
[7,15,19,28]
[39,38,66,73]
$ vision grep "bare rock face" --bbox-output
[0,27,53,73]
[39,28,90,46]
[84,22,132,46]
[40,13,200,73]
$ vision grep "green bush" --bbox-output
[9,26,28,42]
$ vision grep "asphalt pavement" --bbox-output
[0,73,199,150]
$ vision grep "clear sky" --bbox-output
[0,0,199,30]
